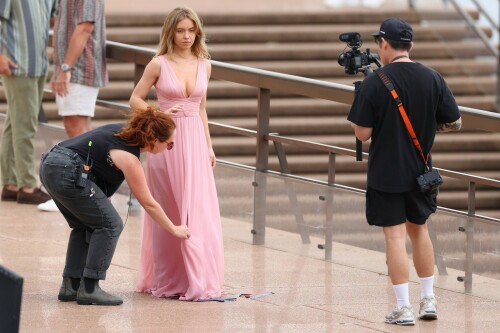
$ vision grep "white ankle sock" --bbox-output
[419,275,435,299]
[392,283,410,308]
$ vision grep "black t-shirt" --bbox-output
[347,62,460,192]
[59,123,141,196]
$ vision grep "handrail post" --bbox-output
[324,152,336,260]
[252,88,271,245]
[461,181,476,293]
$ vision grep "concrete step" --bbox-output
[211,132,500,155]
[218,183,499,212]
[90,59,497,84]
[434,190,500,210]
[104,9,478,27]
[216,162,500,191]
[1,93,497,125]
[135,40,494,62]
[208,115,497,136]
[207,98,350,117]
[208,76,497,97]
[453,95,497,112]
[445,76,497,95]
[232,59,497,78]
[7,98,350,119]
[0,82,134,103]
[140,76,493,99]
[106,23,492,44]
[217,171,499,196]
[220,151,500,173]
[206,41,492,61]
[209,115,352,135]
[301,171,500,190]
[0,75,497,103]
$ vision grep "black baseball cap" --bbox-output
[371,18,413,43]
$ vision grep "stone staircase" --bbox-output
[1,9,499,217]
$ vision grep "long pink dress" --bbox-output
[135,56,224,300]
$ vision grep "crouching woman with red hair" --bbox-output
[40,107,190,306]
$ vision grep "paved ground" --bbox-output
[1,122,500,333]
[2,190,500,333]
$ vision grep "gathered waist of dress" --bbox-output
[166,110,200,118]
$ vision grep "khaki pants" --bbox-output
[1,75,45,188]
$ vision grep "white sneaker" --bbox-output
[419,296,438,320]
[37,199,59,212]
[385,305,415,325]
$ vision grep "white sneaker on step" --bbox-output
[37,199,59,212]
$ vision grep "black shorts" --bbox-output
[366,186,437,227]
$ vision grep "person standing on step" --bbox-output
[347,18,461,325]
[40,107,190,306]
[131,7,224,301]
[0,0,56,205]
[38,0,108,212]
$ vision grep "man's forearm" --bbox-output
[437,117,462,132]
[62,22,94,67]
[351,122,373,141]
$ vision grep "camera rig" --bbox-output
[338,32,381,161]
[338,32,381,75]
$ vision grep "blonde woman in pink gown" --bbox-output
[130,7,224,301]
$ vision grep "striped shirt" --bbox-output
[53,0,107,87]
[0,0,56,77]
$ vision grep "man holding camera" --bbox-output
[347,18,461,325]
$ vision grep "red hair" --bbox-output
[114,106,176,150]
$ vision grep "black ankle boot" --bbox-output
[58,277,79,302]
[76,278,123,306]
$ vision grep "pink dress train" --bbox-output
[135,56,224,300]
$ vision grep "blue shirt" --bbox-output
[0,0,57,77]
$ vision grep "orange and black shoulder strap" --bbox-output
[375,69,429,170]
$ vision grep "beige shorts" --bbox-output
[56,83,99,117]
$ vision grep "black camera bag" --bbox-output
[416,168,443,196]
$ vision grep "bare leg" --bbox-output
[383,223,409,284]
[63,116,91,138]
[406,222,435,277]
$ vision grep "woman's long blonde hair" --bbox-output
[157,7,210,59]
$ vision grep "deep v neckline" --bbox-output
[165,57,199,99]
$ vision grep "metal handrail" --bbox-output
[104,39,499,289]
[83,41,500,195]
[442,0,500,112]
[106,40,500,132]
[445,0,498,57]
[470,0,499,31]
